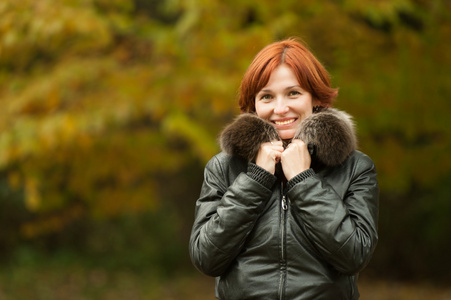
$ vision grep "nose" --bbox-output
[273,98,289,115]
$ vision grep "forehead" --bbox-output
[260,64,301,90]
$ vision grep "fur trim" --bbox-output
[219,108,357,167]
[219,114,279,162]
[295,108,357,167]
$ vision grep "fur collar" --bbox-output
[219,108,357,167]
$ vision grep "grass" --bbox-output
[358,278,451,300]
[0,264,450,299]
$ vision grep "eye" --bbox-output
[288,90,301,97]
[259,94,273,101]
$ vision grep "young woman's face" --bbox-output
[255,64,318,140]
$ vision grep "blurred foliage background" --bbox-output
[1,0,451,298]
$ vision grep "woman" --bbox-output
[189,38,379,300]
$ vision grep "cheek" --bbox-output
[255,103,268,119]
[304,108,313,117]
[297,100,314,117]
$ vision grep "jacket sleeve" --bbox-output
[287,153,379,275]
[189,155,276,277]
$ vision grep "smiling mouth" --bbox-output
[273,118,297,126]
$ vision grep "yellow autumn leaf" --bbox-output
[25,177,40,211]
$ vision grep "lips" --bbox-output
[272,118,297,126]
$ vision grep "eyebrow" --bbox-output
[257,85,303,93]
[285,85,302,90]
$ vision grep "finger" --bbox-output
[262,142,284,152]
[262,141,281,147]
[285,142,297,150]
[273,151,281,163]
[272,146,285,153]
[290,139,306,146]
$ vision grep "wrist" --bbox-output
[285,166,309,181]
[286,168,315,191]
[247,163,277,189]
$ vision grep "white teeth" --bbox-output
[274,119,295,125]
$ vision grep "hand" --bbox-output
[281,139,311,181]
[255,141,284,174]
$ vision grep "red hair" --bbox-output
[239,38,338,113]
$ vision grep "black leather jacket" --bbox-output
[189,109,379,300]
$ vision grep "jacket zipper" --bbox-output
[279,183,288,300]
[281,195,288,210]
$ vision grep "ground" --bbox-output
[1,265,450,299]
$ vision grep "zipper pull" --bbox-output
[281,195,288,210]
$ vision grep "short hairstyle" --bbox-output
[239,38,338,113]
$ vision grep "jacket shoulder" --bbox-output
[348,150,377,173]
[204,152,248,187]
[206,152,247,169]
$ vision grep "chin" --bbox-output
[278,130,295,140]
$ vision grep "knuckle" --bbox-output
[296,139,305,145]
